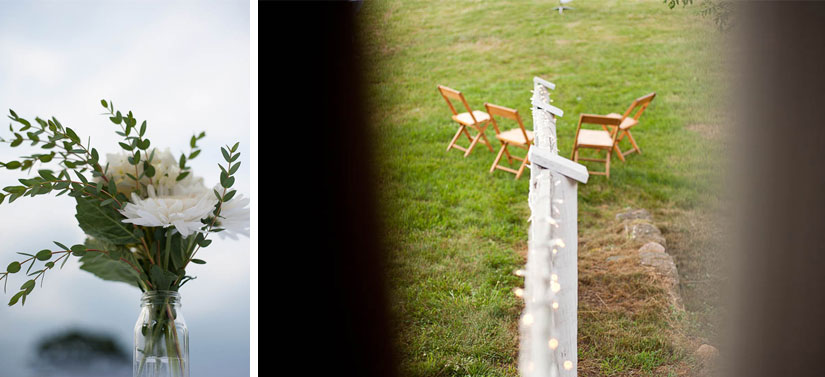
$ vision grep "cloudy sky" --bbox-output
[0,1,251,376]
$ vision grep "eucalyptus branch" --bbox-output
[176,131,206,183]
[174,142,240,283]
[4,110,109,184]
[100,100,154,196]
[2,244,152,306]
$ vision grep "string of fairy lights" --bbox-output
[517,80,574,376]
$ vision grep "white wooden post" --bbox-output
[519,77,588,377]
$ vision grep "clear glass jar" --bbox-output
[134,291,189,377]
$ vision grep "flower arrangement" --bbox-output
[0,99,249,376]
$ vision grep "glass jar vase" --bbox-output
[134,291,189,377]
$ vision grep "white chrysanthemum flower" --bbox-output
[214,188,250,240]
[119,184,218,237]
[101,148,184,196]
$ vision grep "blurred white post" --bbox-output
[519,77,587,377]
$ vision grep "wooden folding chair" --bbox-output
[603,92,656,161]
[437,85,494,157]
[570,114,623,179]
[485,103,534,180]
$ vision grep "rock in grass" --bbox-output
[624,220,667,247]
[615,208,652,221]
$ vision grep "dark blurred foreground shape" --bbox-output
[260,2,398,377]
[30,328,130,377]
[730,2,825,376]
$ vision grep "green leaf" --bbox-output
[176,171,190,182]
[74,196,137,244]
[35,250,52,261]
[101,99,108,108]
[77,238,139,288]
[8,291,24,306]
[179,154,186,169]
[7,262,20,273]
[223,190,236,202]
[221,147,230,161]
[70,244,87,256]
[190,259,206,265]
[231,142,240,153]
[53,241,70,250]
[65,127,80,143]
[220,175,235,189]
[229,161,241,175]
[139,121,146,136]
[149,265,177,291]
[38,169,56,181]
[188,149,201,159]
[5,161,21,169]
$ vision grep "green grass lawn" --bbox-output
[360,1,722,376]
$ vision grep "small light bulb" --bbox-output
[552,301,559,309]
[551,274,558,281]
[548,338,559,350]
[563,360,573,370]
[551,281,561,293]
[552,248,558,255]
[513,288,524,298]
[522,313,534,326]
[555,239,566,248]
[514,269,526,277]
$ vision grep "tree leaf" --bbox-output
[77,237,139,288]
[7,262,20,273]
[74,196,136,244]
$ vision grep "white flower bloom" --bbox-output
[119,185,218,237]
[101,148,184,196]
[214,186,250,240]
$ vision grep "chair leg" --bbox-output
[571,145,578,161]
[605,149,611,179]
[502,143,514,164]
[515,155,529,180]
[626,130,641,154]
[479,122,494,152]
[464,131,484,157]
[490,143,507,173]
[447,125,466,152]
[613,143,626,162]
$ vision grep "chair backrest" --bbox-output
[574,113,623,146]
[437,85,477,123]
[484,103,530,145]
[620,92,656,121]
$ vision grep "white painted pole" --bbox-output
[520,78,583,377]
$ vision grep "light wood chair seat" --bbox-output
[575,129,614,148]
[570,114,623,179]
[605,112,638,129]
[438,85,494,157]
[496,128,534,146]
[453,110,490,126]
[604,93,656,161]
[485,103,532,180]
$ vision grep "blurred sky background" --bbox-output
[0,1,250,376]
